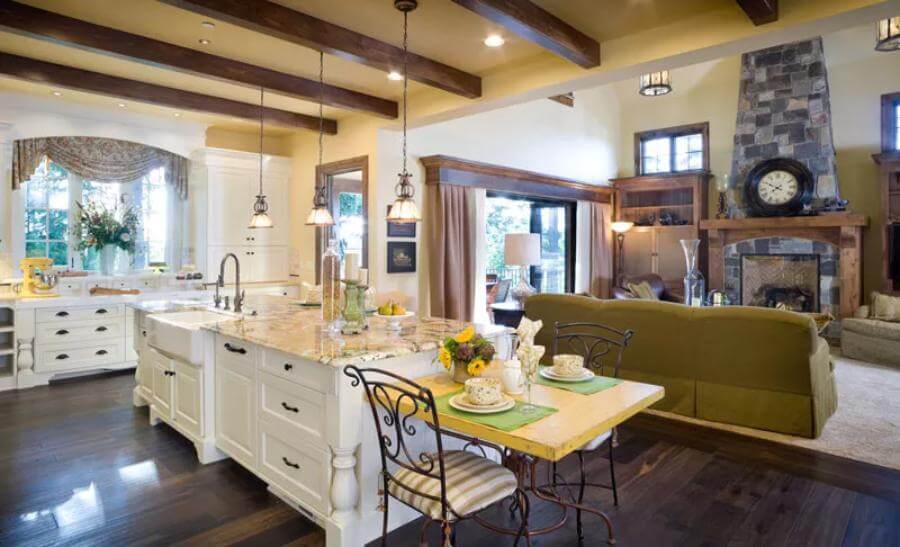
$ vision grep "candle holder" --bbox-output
[716,174,730,219]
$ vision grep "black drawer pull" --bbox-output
[284,363,293,371]
[55,311,69,317]
[281,402,299,413]
[56,353,69,360]
[164,370,176,377]
[282,457,300,469]
[95,326,108,332]
[224,343,246,355]
[96,349,108,356]
[95,308,108,314]
[55,329,69,336]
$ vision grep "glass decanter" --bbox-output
[680,239,706,307]
[321,238,342,330]
[517,343,545,414]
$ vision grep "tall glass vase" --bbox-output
[321,238,342,331]
[99,244,117,276]
[680,239,705,307]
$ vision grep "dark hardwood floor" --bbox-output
[0,371,897,546]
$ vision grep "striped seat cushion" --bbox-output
[387,450,517,521]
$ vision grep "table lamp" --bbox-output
[611,221,634,286]
[504,233,541,304]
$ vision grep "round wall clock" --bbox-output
[743,158,814,217]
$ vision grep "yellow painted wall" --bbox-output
[205,126,293,156]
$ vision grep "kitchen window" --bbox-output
[883,91,900,152]
[635,122,710,175]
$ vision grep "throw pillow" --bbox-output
[627,281,658,300]
[871,292,900,321]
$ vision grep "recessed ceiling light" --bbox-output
[174,112,181,117]
[52,90,62,97]
[484,34,505,47]
[387,71,404,81]
[117,102,126,108]
[200,21,215,29]
[198,38,211,45]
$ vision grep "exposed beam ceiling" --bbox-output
[0,52,337,133]
[736,0,779,25]
[161,0,482,99]
[451,0,599,68]
[0,0,396,119]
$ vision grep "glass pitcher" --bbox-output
[680,239,706,307]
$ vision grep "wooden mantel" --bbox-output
[700,213,868,318]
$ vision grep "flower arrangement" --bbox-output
[74,200,140,254]
[438,325,496,378]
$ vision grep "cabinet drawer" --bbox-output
[35,340,124,372]
[258,421,330,513]
[215,335,256,366]
[259,371,327,448]
[36,304,124,324]
[260,348,332,394]
[35,317,124,345]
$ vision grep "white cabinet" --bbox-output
[208,246,289,284]
[173,361,202,438]
[208,170,255,247]
[216,355,257,468]
[149,349,173,417]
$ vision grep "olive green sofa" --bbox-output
[525,295,836,438]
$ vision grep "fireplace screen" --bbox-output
[740,254,820,312]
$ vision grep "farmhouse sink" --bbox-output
[147,309,238,365]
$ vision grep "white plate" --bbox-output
[540,367,595,383]
[449,393,515,414]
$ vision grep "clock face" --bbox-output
[757,170,799,205]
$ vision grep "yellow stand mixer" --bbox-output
[19,258,59,298]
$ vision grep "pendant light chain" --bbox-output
[258,85,264,195]
[401,9,408,177]
[318,51,324,168]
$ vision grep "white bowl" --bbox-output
[374,311,414,330]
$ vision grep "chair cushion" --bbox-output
[579,429,612,451]
[871,292,900,321]
[842,318,900,342]
[388,450,517,520]
[627,281,658,300]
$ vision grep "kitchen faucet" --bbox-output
[218,253,245,313]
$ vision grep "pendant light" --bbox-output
[875,16,900,51]
[306,51,335,226]
[386,0,422,223]
[639,70,672,97]
[248,86,273,229]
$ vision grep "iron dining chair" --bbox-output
[552,321,635,541]
[343,365,531,546]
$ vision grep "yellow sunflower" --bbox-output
[438,347,452,370]
[454,326,475,344]
[467,358,486,377]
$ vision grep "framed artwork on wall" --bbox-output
[386,206,417,237]
[387,241,416,273]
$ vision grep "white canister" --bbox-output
[501,359,524,395]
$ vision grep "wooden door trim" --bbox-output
[314,156,369,283]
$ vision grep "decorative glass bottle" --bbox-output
[321,238,342,330]
[680,239,705,307]
[340,280,366,335]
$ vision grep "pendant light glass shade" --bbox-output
[306,52,335,227]
[387,0,422,223]
[876,16,900,51]
[639,70,672,96]
[248,86,273,229]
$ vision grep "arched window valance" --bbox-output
[11,136,189,199]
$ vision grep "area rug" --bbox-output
[644,349,900,470]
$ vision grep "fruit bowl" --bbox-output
[374,311,414,331]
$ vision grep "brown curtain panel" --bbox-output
[11,136,189,199]
[588,202,614,298]
[428,184,477,321]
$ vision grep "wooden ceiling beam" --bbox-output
[0,52,337,133]
[736,0,779,25]
[0,0,396,119]
[451,0,599,68]
[161,0,482,99]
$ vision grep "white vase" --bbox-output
[100,244,117,276]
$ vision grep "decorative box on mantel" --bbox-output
[700,214,867,318]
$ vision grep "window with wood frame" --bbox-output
[882,91,900,152]
[634,122,710,175]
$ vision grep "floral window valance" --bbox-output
[11,136,189,199]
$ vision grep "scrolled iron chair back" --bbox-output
[343,365,451,516]
[552,321,634,378]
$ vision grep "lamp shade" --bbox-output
[504,233,541,267]
[611,221,634,234]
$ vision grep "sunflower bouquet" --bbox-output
[438,325,496,380]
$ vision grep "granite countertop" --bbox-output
[128,297,213,314]
[203,295,510,367]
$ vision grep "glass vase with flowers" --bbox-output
[74,200,140,275]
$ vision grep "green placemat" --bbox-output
[434,390,557,432]
[535,367,623,395]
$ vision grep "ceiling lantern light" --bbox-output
[306,52,335,227]
[876,16,900,51]
[484,34,505,47]
[248,86,273,229]
[639,70,672,97]
[387,0,422,224]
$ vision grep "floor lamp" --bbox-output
[611,221,634,287]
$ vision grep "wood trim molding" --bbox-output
[314,156,369,283]
[419,155,612,203]
[0,0,396,119]
[634,122,710,176]
[162,0,482,99]
[0,52,337,133]
[881,91,900,153]
[735,0,779,25]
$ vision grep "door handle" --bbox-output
[281,402,299,413]
[55,329,69,336]
[55,311,69,317]
[283,363,293,371]
[56,354,69,360]
[95,326,108,332]
[282,457,300,469]
[224,343,246,354]
[95,308,108,314]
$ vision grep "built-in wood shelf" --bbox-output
[700,213,868,231]
[874,153,900,294]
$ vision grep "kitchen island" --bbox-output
[131,295,509,547]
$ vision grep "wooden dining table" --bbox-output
[393,372,665,545]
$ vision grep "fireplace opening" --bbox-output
[740,254,820,312]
